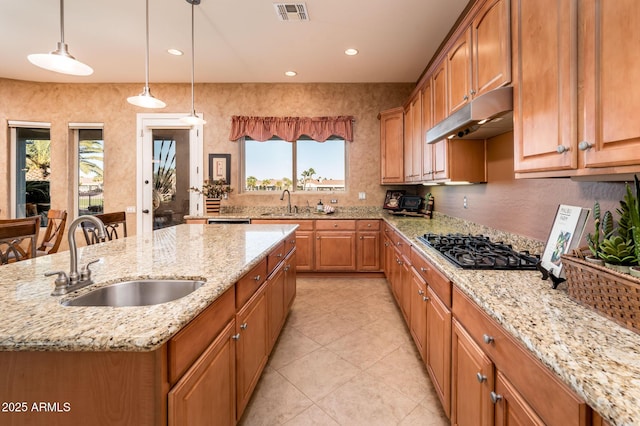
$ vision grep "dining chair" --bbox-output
[82,211,127,245]
[0,216,41,265]
[36,209,68,256]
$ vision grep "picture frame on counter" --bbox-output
[383,190,405,210]
[540,204,590,279]
[209,153,231,184]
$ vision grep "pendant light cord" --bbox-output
[190,2,195,113]
[144,0,150,88]
[59,0,65,44]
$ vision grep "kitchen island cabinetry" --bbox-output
[452,287,589,426]
[379,107,405,184]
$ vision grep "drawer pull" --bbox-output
[423,296,429,302]
[420,267,428,273]
[476,373,487,383]
[490,392,502,404]
[418,290,424,295]
[232,333,241,341]
[367,223,372,227]
[240,323,248,330]
[254,275,261,282]
[333,223,338,228]
[483,334,494,344]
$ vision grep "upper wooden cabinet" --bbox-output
[514,0,640,177]
[404,92,423,182]
[447,0,511,116]
[512,0,577,174]
[422,79,435,181]
[379,107,405,184]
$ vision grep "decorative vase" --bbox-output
[585,256,605,266]
[604,262,630,274]
[205,198,221,215]
[630,266,640,278]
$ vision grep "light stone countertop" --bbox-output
[0,223,297,352]
[384,215,640,426]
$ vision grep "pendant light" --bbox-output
[128,0,166,108]
[181,0,206,125]
[27,0,93,76]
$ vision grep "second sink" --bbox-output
[61,279,205,307]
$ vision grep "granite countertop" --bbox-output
[0,223,296,352]
[384,215,640,426]
[185,205,386,220]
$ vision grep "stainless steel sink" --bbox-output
[260,212,299,217]
[61,279,205,307]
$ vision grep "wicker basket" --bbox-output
[561,247,640,334]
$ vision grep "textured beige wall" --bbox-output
[421,132,629,242]
[0,78,413,234]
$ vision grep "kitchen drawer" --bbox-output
[315,219,356,231]
[394,233,411,259]
[284,234,297,255]
[410,247,451,307]
[267,241,286,276]
[453,288,588,426]
[168,287,235,385]
[236,258,268,308]
[356,219,380,231]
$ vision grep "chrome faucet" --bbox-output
[45,215,106,296]
[280,189,292,214]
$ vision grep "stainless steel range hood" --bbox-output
[426,86,513,144]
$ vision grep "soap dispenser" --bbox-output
[316,199,324,212]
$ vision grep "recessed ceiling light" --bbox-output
[345,48,359,56]
[285,70,297,77]
[168,48,184,56]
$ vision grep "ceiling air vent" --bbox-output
[273,3,309,21]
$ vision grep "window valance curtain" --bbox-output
[229,115,354,142]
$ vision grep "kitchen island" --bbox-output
[0,223,297,425]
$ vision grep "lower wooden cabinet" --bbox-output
[266,262,286,353]
[356,230,381,270]
[409,268,428,360]
[284,250,297,310]
[235,284,269,419]
[494,371,545,426]
[425,286,452,417]
[315,230,357,271]
[294,230,314,271]
[168,320,237,426]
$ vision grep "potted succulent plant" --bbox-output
[624,175,640,277]
[189,178,233,214]
[585,201,611,266]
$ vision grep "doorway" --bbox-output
[137,114,203,234]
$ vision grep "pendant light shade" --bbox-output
[180,0,206,125]
[28,0,93,76]
[128,0,166,108]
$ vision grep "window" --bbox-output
[72,125,104,216]
[243,137,346,192]
[9,122,51,224]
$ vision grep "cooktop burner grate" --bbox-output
[417,233,539,270]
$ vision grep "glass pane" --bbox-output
[78,129,104,216]
[153,129,190,230]
[244,139,293,191]
[16,127,51,226]
[297,139,345,191]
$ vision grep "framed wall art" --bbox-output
[209,153,231,184]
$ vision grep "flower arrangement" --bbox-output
[189,178,233,199]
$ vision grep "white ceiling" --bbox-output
[0,0,469,84]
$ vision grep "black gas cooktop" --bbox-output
[417,233,539,270]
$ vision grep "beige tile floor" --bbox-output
[238,277,449,426]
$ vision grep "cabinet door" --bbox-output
[315,231,357,271]
[448,27,473,114]
[493,371,545,426]
[400,257,412,324]
[426,288,452,418]
[380,107,405,183]
[357,231,381,271]
[409,268,428,361]
[512,0,577,173]
[168,320,236,426]
[404,103,413,182]
[451,319,493,426]
[294,230,314,271]
[267,262,286,353]
[581,0,640,169]
[411,92,423,181]
[383,236,394,285]
[422,79,434,181]
[390,245,403,304]
[236,287,268,419]
[472,0,511,97]
[432,59,448,125]
[284,250,297,311]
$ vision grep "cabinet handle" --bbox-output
[463,95,469,101]
[490,392,502,404]
[420,266,428,273]
[232,333,241,340]
[476,373,487,383]
[470,89,476,96]
[333,224,338,228]
[254,275,261,282]
[240,323,248,330]
[385,242,390,247]
[418,289,424,295]
[483,334,495,344]
[367,223,372,227]
[285,265,290,272]
[578,141,593,151]
[396,241,402,246]
[423,296,429,302]
[317,236,321,240]
[556,145,569,153]
[276,253,283,258]
[290,239,296,244]
[359,236,364,240]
